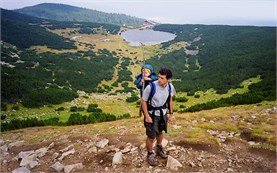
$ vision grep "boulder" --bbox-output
[12,167,30,173]
[50,161,64,172]
[112,151,123,166]
[166,155,182,171]
[64,163,83,173]
[96,139,109,148]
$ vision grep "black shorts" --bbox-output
[145,115,166,139]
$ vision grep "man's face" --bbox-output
[158,74,168,86]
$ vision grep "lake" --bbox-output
[120,29,176,46]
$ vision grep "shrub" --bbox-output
[12,105,19,111]
[111,81,119,87]
[87,104,102,113]
[1,114,7,120]
[194,94,200,98]
[67,113,84,125]
[70,106,85,112]
[55,107,65,111]
[1,102,7,111]
[174,96,189,102]
[126,94,139,103]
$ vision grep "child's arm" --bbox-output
[150,74,158,81]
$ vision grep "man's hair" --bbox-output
[159,68,173,79]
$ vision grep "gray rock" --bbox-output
[8,141,24,149]
[130,146,138,153]
[52,152,59,160]
[60,144,73,152]
[189,161,196,167]
[18,151,35,159]
[50,161,64,172]
[166,146,177,151]
[20,154,39,169]
[12,167,30,173]
[64,163,83,173]
[153,168,162,173]
[88,146,97,153]
[48,142,55,149]
[166,155,182,171]
[58,148,75,161]
[96,139,109,148]
[0,144,9,156]
[104,145,117,153]
[121,143,132,153]
[227,168,234,172]
[112,151,123,166]
[35,147,48,158]
[0,144,8,152]
[140,143,146,149]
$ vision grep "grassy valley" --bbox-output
[0,7,276,172]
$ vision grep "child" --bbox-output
[135,64,158,97]
[135,64,158,117]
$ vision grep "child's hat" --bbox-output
[142,64,154,73]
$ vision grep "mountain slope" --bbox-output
[151,24,276,97]
[1,103,276,172]
[15,3,145,26]
[1,9,76,49]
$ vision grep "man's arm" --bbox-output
[141,99,153,123]
[167,96,174,123]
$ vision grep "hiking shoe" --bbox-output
[147,153,158,166]
[156,145,168,159]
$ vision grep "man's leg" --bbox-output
[146,137,158,166]
[146,137,154,152]
[156,132,168,159]
[156,132,163,145]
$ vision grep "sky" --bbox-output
[1,0,276,26]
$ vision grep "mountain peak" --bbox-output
[15,3,145,26]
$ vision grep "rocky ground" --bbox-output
[1,127,276,173]
[1,104,276,172]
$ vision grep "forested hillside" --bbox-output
[1,42,118,107]
[151,24,275,101]
[1,9,76,49]
[1,9,120,49]
[15,3,145,26]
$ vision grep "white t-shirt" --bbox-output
[142,80,176,116]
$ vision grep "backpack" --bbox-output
[135,72,157,90]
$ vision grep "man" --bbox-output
[141,68,176,166]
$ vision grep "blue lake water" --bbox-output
[121,29,176,46]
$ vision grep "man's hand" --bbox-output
[167,114,174,124]
[145,115,153,123]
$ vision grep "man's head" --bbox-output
[159,68,172,79]
[158,68,172,87]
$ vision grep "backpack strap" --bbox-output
[147,82,156,105]
[165,83,172,111]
